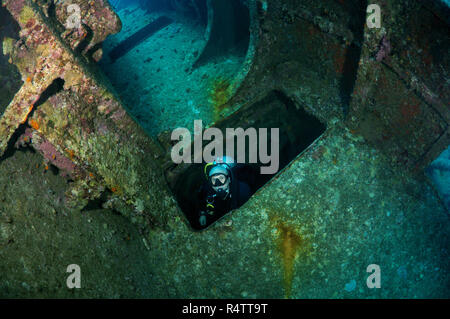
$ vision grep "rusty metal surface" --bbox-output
[0,0,448,225]
[0,0,176,226]
[0,0,449,299]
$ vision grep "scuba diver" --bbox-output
[196,156,253,228]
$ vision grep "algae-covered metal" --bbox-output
[0,0,177,226]
[0,0,449,299]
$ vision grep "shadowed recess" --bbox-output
[34,78,65,107]
[109,16,173,63]
[193,0,250,68]
[339,0,367,117]
[1,78,65,162]
[170,91,326,230]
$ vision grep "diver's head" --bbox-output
[208,164,231,199]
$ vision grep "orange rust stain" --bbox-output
[66,149,75,160]
[26,77,32,83]
[29,118,40,130]
[273,220,303,298]
[111,185,121,195]
[111,185,123,195]
[209,77,232,121]
[21,105,34,124]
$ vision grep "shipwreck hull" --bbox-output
[0,0,448,298]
